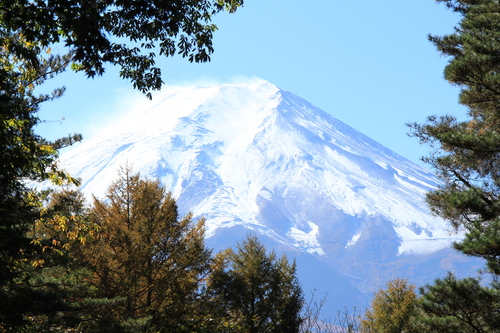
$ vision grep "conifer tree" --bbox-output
[408,0,500,330]
[417,273,500,333]
[75,167,211,331]
[361,279,417,333]
[410,0,500,275]
[208,235,304,333]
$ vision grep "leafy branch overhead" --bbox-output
[0,0,244,97]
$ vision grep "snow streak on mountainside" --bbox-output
[59,80,460,258]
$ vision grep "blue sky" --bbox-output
[37,0,466,167]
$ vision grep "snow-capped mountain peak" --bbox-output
[58,79,482,311]
[60,80,456,256]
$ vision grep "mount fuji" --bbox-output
[57,79,482,312]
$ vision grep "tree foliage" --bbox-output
[409,0,500,274]
[417,273,500,333]
[0,0,244,97]
[0,34,81,329]
[0,0,244,328]
[0,187,103,331]
[406,0,500,331]
[361,278,417,333]
[75,167,212,331]
[208,236,304,333]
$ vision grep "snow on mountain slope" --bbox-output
[59,79,460,258]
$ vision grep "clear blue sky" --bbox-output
[37,0,466,167]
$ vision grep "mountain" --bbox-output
[57,79,482,312]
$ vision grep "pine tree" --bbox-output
[407,0,500,330]
[208,235,304,333]
[417,273,500,333]
[361,279,417,333]
[409,0,500,274]
[75,167,211,331]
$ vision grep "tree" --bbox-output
[75,167,212,331]
[208,235,304,333]
[0,0,244,97]
[26,189,103,332]
[409,0,500,275]
[361,278,417,333]
[0,0,244,327]
[417,273,500,333]
[0,34,82,330]
[0,186,108,332]
[407,0,500,330]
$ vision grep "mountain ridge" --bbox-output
[58,79,480,311]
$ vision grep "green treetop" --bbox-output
[418,273,500,333]
[208,235,304,333]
